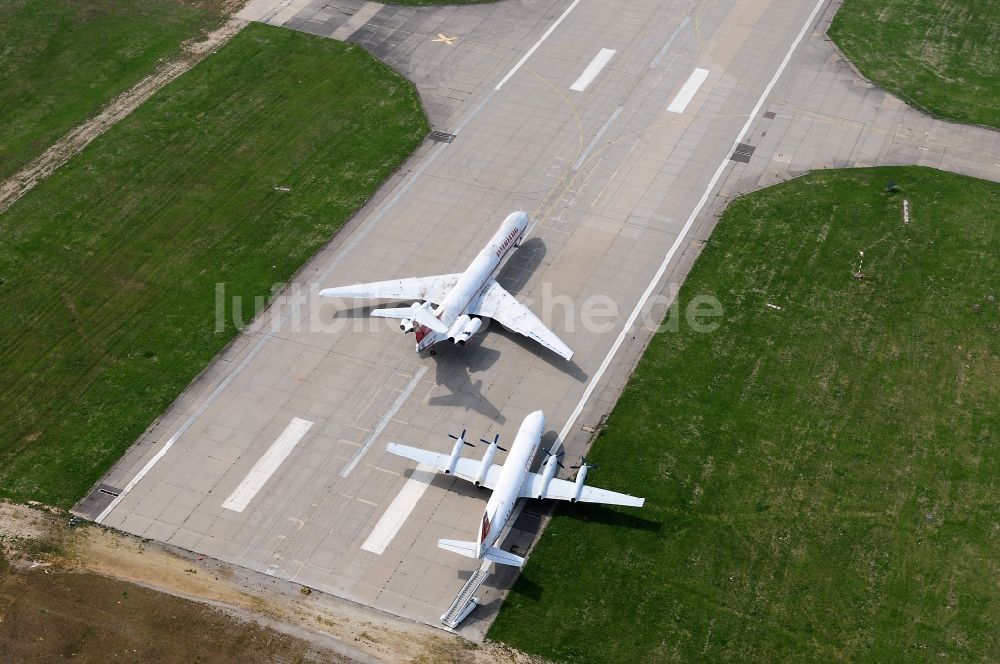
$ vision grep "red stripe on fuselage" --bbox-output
[480,512,491,544]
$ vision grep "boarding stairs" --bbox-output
[440,566,490,628]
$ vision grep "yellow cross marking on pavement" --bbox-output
[432,33,457,45]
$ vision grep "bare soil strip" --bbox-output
[0,16,247,215]
[0,502,542,663]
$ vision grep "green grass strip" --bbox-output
[0,23,428,507]
[829,0,1000,128]
[490,167,1000,662]
[0,0,225,180]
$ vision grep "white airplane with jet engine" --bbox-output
[386,410,644,567]
[319,211,573,360]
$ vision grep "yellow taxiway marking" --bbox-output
[432,33,457,45]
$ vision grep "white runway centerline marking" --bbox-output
[570,48,617,92]
[361,463,436,555]
[667,67,710,113]
[222,417,314,513]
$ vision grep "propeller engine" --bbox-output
[570,456,598,502]
[444,429,475,475]
[536,447,565,499]
[474,434,507,487]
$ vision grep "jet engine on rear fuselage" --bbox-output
[449,316,483,345]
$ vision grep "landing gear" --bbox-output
[429,349,437,356]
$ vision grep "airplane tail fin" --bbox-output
[438,539,525,567]
[372,304,448,333]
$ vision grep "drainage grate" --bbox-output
[428,130,456,143]
[730,142,756,163]
[98,485,121,497]
[763,111,776,119]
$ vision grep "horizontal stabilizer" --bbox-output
[438,539,524,567]
[438,539,478,558]
[370,307,412,319]
[372,305,448,333]
[484,547,525,567]
[412,305,449,333]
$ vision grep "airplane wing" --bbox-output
[386,444,641,505]
[320,274,462,305]
[386,443,503,489]
[519,473,645,507]
[469,279,574,360]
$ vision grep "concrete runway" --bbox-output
[75,0,1000,639]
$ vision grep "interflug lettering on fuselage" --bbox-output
[495,227,520,258]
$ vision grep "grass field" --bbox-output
[489,167,1000,662]
[0,0,228,181]
[829,0,1000,128]
[0,23,428,507]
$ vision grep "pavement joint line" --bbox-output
[339,366,430,478]
[494,0,583,91]
[339,493,378,507]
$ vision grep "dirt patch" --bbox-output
[0,15,247,215]
[0,569,347,663]
[0,503,544,663]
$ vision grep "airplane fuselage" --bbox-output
[415,211,527,352]
[475,410,545,557]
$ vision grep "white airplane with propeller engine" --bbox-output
[319,211,573,360]
[386,410,644,567]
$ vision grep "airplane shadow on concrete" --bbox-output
[488,324,588,383]
[426,342,506,425]
[325,302,384,320]
[494,236,546,297]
